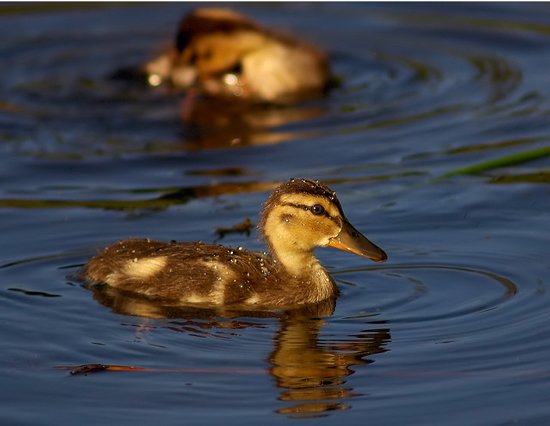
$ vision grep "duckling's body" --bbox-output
[83,238,334,308]
[82,179,387,309]
[144,8,332,103]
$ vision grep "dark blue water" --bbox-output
[1,3,549,425]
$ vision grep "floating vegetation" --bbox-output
[8,287,61,298]
[215,218,254,240]
[445,146,550,177]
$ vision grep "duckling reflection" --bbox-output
[145,8,332,103]
[180,96,326,151]
[89,285,390,416]
[271,313,390,416]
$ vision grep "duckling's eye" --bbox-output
[310,204,325,216]
[227,62,242,75]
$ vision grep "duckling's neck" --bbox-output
[271,245,320,277]
[266,238,337,301]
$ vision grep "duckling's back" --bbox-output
[82,238,283,306]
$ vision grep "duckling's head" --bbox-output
[260,179,387,275]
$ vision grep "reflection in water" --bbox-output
[89,285,390,417]
[0,173,414,213]
[180,95,326,150]
[0,180,280,212]
[271,310,390,417]
[466,54,522,104]
[490,171,550,184]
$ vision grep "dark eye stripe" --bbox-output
[280,202,340,225]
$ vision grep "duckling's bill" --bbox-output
[327,220,387,263]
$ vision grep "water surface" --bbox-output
[1,3,549,425]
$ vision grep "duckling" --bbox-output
[81,179,387,309]
[144,8,332,103]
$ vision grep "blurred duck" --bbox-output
[144,8,332,103]
[82,179,387,309]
